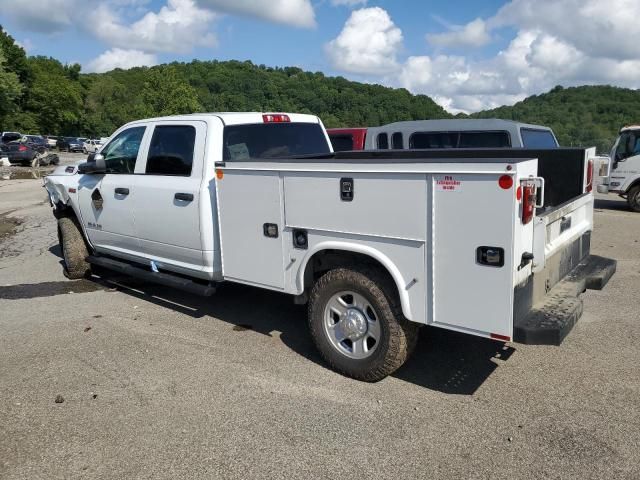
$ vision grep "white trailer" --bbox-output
[44,113,616,381]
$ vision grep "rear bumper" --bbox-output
[513,253,616,345]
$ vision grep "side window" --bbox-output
[392,132,403,149]
[520,128,558,148]
[101,126,145,174]
[410,132,458,149]
[145,125,196,176]
[377,133,389,149]
[459,131,510,148]
[329,134,355,152]
[615,132,640,161]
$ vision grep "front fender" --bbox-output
[296,241,414,320]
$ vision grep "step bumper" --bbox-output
[513,255,616,345]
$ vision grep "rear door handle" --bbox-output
[115,187,129,195]
[174,193,194,202]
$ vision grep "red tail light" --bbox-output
[262,114,290,123]
[522,183,536,225]
[18,144,28,151]
[585,158,593,193]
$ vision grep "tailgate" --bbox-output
[532,192,593,277]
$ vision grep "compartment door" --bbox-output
[216,170,285,290]
[431,173,515,338]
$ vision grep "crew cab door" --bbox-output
[77,125,148,258]
[131,121,206,274]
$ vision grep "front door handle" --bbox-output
[115,187,129,195]
[174,192,194,202]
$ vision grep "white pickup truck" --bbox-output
[44,112,616,381]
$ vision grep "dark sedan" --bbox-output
[56,137,85,152]
[0,141,59,167]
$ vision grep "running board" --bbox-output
[86,255,217,297]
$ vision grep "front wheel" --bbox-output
[627,186,640,212]
[57,216,91,279]
[308,266,419,382]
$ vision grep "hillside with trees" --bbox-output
[0,26,448,138]
[1,25,637,153]
[470,85,640,153]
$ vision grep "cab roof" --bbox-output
[123,112,322,127]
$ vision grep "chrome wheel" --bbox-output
[323,290,381,359]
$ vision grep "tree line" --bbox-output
[1,26,637,153]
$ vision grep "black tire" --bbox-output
[308,266,419,382]
[627,185,640,212]
[57,216,91,279]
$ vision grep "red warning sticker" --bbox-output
[436,175,462,191]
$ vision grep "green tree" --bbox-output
[21,56,84,135]
[140,66,202,117]
[0,44,23,129]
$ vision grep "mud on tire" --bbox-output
[308,266,419,382]
[57,216,91,279]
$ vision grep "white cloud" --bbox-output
[85,48,158,73]
[492,0,640,61]
[195,0,316,28]
[331,0,367,7]
[426,18,491,48]
[0,0,78,33]
[94,0,217,54]
[325,7,403,75]
[324,1,640,113]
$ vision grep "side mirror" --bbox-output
[78,154,106,174]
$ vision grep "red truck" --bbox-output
[325,128,368,151]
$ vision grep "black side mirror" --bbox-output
[78,153,106,174]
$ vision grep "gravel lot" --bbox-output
[1,154,639,479]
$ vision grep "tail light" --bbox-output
[521,182,537,225]
[18,144,28,151]
[520,177,545,225]
[263,114,290,123]
[585,158,593,193]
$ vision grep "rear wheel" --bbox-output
[627,186,640,212]
[57,216,91,279]
[308,266,419,382]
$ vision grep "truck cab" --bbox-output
[599,126,640,211]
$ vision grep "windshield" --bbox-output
[614,131,640,161]
[223,123,330,161]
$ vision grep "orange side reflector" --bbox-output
[490,333,511,342]
[216,169,224,180]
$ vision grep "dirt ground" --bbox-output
[1,156,639,479]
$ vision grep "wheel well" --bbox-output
[53,201,76,220]
[302,249,400,302]
[626,179,640,194]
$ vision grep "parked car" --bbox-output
[23,135,49,149]
[327,119,559,152]
[45,135,59,148]
[44,112,614,382]
[83,139,104,154]
[0,140,59,167]
[1,132,22,144]
[57,137,84,152]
